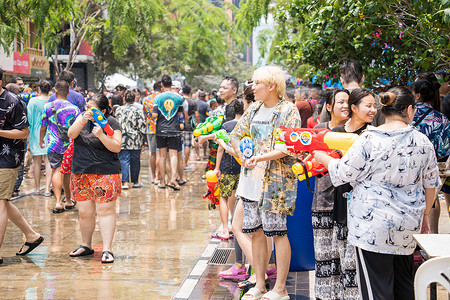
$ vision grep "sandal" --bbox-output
[65,200,77,210]
[16,236,44,256]
[158,184,167,189]
[266,266,277,279]
[177,179,188,186]
[69,245,94,257]
[239,278,270,289]
[102,251,115,263]
[52,208,65,214]
[167,183,181,191]
[261,291,290,300]
[242,287,265,300]
[219,265,249,279]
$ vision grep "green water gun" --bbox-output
[193,115,223,137]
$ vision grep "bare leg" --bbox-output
[33,155,42,192]
[270,235,291,297]
[96,201,116,252]
[429,197,440,233]
[44,156,52,194]
[253,229,269,294]
[7,201,40,246]
[71,201,96,254]
[150,152,157,181]
[232,200,254,265]
[158,148,168,187]
[177,152,184,182]
[168,149,178,185]
[444,193,450,218]
[219,196,230,238]
[51,167,63,210]
[0,200,8,252]
[184,147,191,165]
[63,173,73,206]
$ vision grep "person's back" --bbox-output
[49,70,85,112]
[184,97,198,132]
[27,95,49,155]
[196,98,210,123]
[154,91,184,137]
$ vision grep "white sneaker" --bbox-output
[122,185,129,190]
[132,182,143,188]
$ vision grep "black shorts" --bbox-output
[48,152,64,169]
[156,136,180,150]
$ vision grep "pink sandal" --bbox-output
[266,266,277,279]
[218,265,249,279]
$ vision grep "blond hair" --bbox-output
[252,66,286,99]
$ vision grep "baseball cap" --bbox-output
[115,83,126,90]
[198,91,206,97]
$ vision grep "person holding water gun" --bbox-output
[68,93,122,263]
[229,66,301,300]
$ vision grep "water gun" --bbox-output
[203,170,220,210]
[215,129,242,165]
[90,107,114,136]
[19,91,37,102]
[240,137,254,159]
[276,127,358,181]
[193,115,223,137]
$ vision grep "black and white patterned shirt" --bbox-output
[0,89,29,168]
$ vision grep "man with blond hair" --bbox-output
[230,66,301,300]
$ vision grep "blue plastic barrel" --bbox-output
[286,177,315,271]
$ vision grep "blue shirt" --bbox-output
[49,88,85,113]
[412,102,450,157]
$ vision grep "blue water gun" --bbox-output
[240,137,254,159]
[90,107,114,136]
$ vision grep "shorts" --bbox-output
[442,177,450,194]
[48,152,64,169]
[147,134,157,153]
[71,173,122,203]
[60,140,74,174]
[219,174,239,198]
[183,131,194,148]
[241,197,287,237]
[0,167,19,200]
[156,135,180,150]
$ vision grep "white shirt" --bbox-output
[328,126,440,255]
[236,104,276,201]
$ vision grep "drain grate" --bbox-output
[208,248,233,265]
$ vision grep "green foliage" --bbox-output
[238,0,450,85]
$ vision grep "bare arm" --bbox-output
[214,145,224,178]
[0,128,29,140]
[246,150,286,169]
[313,150,335,169]
[40,126,47,148]
[92,124,122,153]
[195,111,200,123]
[68,113,91,140]
[421,187,437,234]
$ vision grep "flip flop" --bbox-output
[16,236,44,256]
[65,200,77,210]
[0,257,3,264]
[32,191,41,196]
[44,192,52,197]
[167,183,181,191]
[242,287,264,300]
[239,278,270,289]
[52,208,65,214]
[261,291,290,300]
[218,265,249,279]
[211,234,233,240]
[69,245,94,257]
[101,251,115,263]
[177,179,188,186]
[158,184,167,189]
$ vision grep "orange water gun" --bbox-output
[203,170,220,210]
[276,127,358,181]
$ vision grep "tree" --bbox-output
[237,0,450,85]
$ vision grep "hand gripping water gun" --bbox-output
[240,137,254,159]
[193,115,223,137]
[90,107,114,136]
[276,127,358,181]
[215,129,242,165]
[203,170,220,210]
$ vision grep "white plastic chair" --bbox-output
[414,256,450,300]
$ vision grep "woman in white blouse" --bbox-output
[315,87,440,300]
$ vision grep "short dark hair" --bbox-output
[379,87,415,118]
[153,81,162,92]
[340,60,363,84]
[0,68,3,82]
[110,93,123,108]
[161,75,172,88]
[11,76,23,83]
[38,80,52,94]
[182,84,191,95]
[234,99,244,115]
[223,76,239,94]
[124,90,135,103]
[348,88,374,118]
[285,82,296,100]
[58,70,75,85]
[55,80,70,98]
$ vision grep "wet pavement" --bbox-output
[2,149,450,299]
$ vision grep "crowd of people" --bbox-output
[0,60,449,300]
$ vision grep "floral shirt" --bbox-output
[143,92,159,134]
[115,104,145,150]
[412,102,450,157]
[328,126,440,255]
[230,100,302,215]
